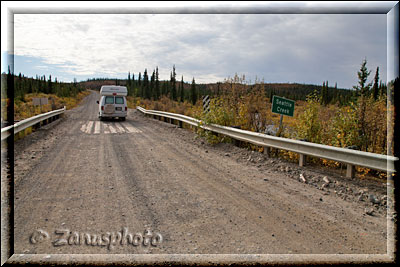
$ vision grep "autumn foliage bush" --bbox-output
[12,91,91,121]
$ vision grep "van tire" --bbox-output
[120,117,126,121]
[99,116,103,121]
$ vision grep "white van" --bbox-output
[97,86,128,121]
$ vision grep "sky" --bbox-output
[1,2,396,89]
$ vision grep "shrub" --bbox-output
[294,92,322,143]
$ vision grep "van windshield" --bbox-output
[115,97,124,104]
[105,96,114,104]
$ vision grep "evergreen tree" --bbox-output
[138,72,142,97]
[128,72,131,96]
[326,81,330,103]
[353,59,372,151]
[170,65,177,101]
[42,75,48,94]
[321,81,328,105]
[48,75,53,94]
[372,67,379,100]
[143,69,149,99]
[168,71,172,97]
[150,70,155,100]
[7,66,13,97]
[353,58,372,98]
[179,75,184,102]
[38,75,42,93]
[28,79,32,94]
[155,67,160,100]
[190,77,197,105]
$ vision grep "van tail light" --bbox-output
[101,106,104,111]
[125,107,127,111]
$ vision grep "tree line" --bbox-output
[3,59,388,108]
[122,65,362,107]
[2,66,84,101]
[124,65,199,105]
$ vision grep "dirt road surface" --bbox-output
[8,91,389,256]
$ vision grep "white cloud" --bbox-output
[13,13,387,87]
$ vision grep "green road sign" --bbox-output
[271,95,295,117]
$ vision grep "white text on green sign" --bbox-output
[271,96,295,117]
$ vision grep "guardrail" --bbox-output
[1,107,66,141]
[137,106,398,178]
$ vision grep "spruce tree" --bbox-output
[48,75,53,94]
[179,75,184,102]
[353,58,372,98]
[143,69,149,99]
[372,67,379,100]
[42,75,47,94]
[321,81,328,105]
[190,77,197,105]
[138,72,142,97]
[170,65,177,101]
[150,70,155,100]
[38,75,42,93]
[353,59,372,151]
[155,67,160,100]
[127,72,131,96]
[138,72,142,90]
[131,72,135,96]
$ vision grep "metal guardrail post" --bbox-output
[263,146,270,157]
[299,154,306,167]
[346,164,355,178]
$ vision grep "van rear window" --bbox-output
[105,96,114,104]
[115,97,124,104]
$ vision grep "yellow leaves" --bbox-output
[14,91,91,120]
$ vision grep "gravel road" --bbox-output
[10,91,389,255]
